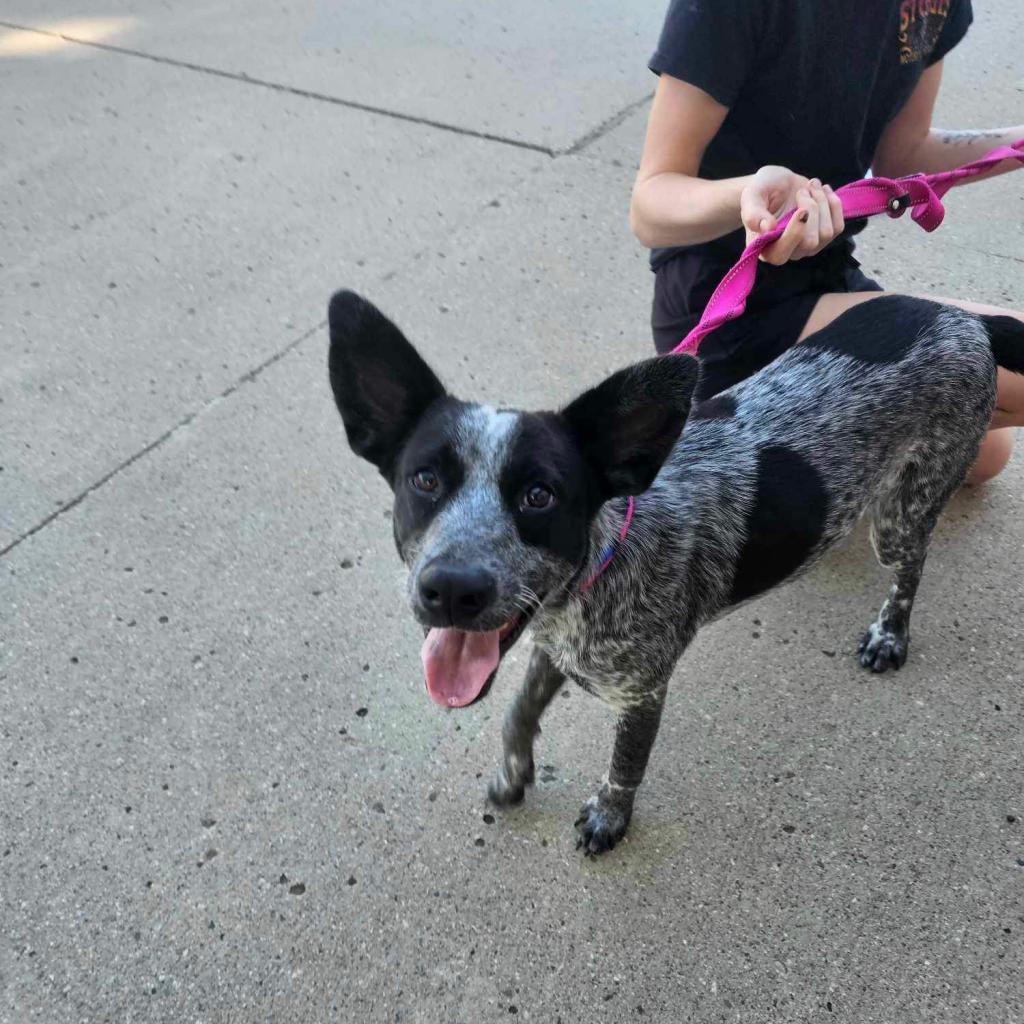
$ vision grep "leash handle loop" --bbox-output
[672,138,1024,357]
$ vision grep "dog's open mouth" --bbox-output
[421,606,535,709]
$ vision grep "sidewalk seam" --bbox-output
[0,20,558,157]
[0,321,323,560]
[0,20,649,159]
[562,91,652,156]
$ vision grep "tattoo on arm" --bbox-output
[939,129,1006,146]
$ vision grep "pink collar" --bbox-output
[579,496,635,593]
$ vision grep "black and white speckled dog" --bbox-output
[327,289,1024,855]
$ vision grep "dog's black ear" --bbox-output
[328,290,446,479]
[561,355,699,499]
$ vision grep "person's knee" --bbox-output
[966,429,1015,485]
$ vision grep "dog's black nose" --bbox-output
[418,562,497,626]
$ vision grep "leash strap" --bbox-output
[672,138,1024,357]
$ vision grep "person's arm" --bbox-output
[630,74,845,265]
[873,61,1023,181]
[630,75,746,248]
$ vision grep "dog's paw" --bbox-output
[574,790,633,857]
[486,754,534,807]
[858,622,909,673]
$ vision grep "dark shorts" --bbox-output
[652,250,883,401]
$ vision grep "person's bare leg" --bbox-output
[965,428,1014,484]
[799,291,1024,482]
[797,291,881,340]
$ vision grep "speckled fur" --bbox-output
[532,302,997,851]
[329,291,1016,857]
[540,306,995,680]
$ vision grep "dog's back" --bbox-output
[651,296,996,609]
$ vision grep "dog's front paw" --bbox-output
[486,753,535,807]
[858,622,909,673]
[574,787,634,856]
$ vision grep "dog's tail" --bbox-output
[982,314,1024,374]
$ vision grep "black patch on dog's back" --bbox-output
[690,394,737,421]
[800,295,944,365]
[983,314,1024,374]
[728,445,828,604]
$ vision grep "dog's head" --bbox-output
[327,290,698,707]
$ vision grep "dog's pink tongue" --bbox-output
[421,628,500,708]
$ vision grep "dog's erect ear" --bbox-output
[561,355,699,499]
[328,290,446,478]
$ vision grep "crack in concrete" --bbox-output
[0,320,323,559]
[0,20,649,159]
[961,246,1024,267]
[563,91,652,156]
[0,21,558,156]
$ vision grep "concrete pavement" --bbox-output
[2,3,1022,1022]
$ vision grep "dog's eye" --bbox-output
[410,469,439,494]
[521,484,555,512]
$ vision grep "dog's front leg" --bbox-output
[487,645,565,806]
[575,685,666,856]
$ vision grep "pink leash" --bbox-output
[672,138,1024,357]
[580,139,1024,593]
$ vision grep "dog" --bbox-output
[327,288,1024,855]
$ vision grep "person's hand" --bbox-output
[740,165,845,265]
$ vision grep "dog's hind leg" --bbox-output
[487,646,565,806]
[575,684,667,856]
[859,451,973,673]
[859,541,929,673]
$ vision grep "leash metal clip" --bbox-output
[886,192,912,218]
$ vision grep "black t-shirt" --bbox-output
[648,0,973,308]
